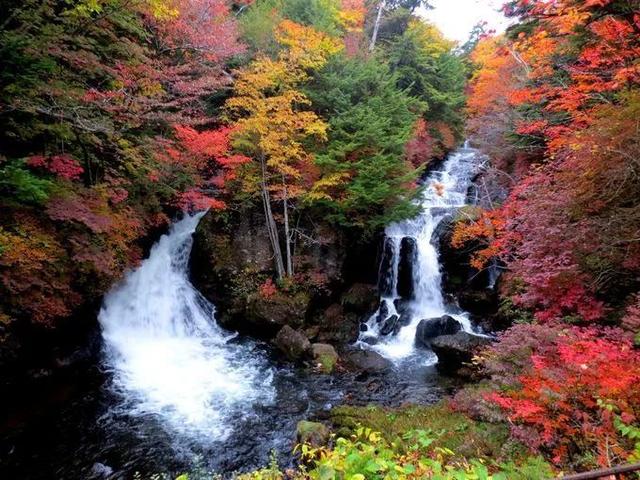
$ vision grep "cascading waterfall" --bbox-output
[99,213,274,441]
[359,145,482,361]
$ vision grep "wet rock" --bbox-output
[341,283,378,315]
[393,298,411,316]
[431,332,493,375]
[378,238,396,297]
[89,463,113,479]
[274,326,311,362]
[343,349,392,373]
[296,420,330,447]
[458,289,498,317]
[374,300,390,324]
[379,315,399,336]
[393,313,413,335]
[311,343,339,373]
[431,213,454,244]
[245,292,309,336]
[397,237,418,300]
[415,316,462,348]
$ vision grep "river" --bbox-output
[0,145,483,479]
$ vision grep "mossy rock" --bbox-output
[296,420,330,447]
[245,291,310,335]
[311,343,339,373]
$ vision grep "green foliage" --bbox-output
[280,0,341,35]
[238,0,283,54]
[385,21,466,135]
[272,425,551,479]
[306,54,423,232]
[239,0,342,54]
[0,159,53,204]
[330,403,516,461]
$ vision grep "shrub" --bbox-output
[485,326,640,468]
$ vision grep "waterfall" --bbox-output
[99,213,274,441]
[359,146,481,361]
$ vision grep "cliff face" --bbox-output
[190,208,379,344]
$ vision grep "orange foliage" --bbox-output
[452,209,507,270]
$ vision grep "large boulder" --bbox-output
[245,292,309,336]
[311,343,339,373]
[341,283,378,315]
[397,237,418,300]
[415,315,462,348]
[431,332,493,375]
[379,314,399,336]
[296,420,330,447]
[377,238,397,297]
[458,289,498,317]
[343,349,392,373]
[274,326,311,361]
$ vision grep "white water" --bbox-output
[359,146,481,361]
[99,213,274,440]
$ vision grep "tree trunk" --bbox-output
[282,179,293,277]
[369,0,385,52]
[260,154,285,280]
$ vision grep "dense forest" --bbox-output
[0,0,639,478]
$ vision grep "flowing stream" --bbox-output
[359,145,482,361]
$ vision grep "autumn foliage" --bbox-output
[447,0,640,471]
[457,0,640,324]
[0,0,246,325]
[484,326,640,467]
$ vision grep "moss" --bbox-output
[296,420,330,446]
[317,353,337,373]
[330,402,526,463]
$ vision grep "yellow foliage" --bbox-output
[338,0,366,32]
[274,19,343,71]
[307,172,351,201]
[145,0,179,20]
[224,20,338,198]
[407,19,455,57]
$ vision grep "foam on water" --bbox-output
[99,213,274,440]
[359,146,482,361]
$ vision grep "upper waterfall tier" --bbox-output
[359,145,483,360]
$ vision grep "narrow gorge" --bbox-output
[2,0,639,478]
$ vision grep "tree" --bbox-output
[486,326,640,467]
[305,54,422,232]
[385,18,466,137]
[225,20,340,278]
[0,0,246,326]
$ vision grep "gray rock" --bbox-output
[379,314,399,336]
[431,332,493,374]
[415,315,462,347]
[274,326,311,361]
[343,349,392,373]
